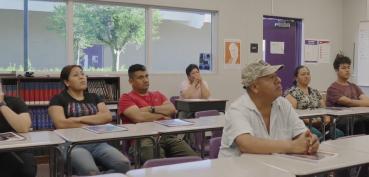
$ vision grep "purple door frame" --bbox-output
[263,16,302,92]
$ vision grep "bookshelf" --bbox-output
[0,75,121,130]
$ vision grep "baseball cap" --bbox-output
[241,60,284,88]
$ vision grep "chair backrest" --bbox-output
[170,96,180,106]
[195,109,222,138]
[194,110,220,118]
[209,137,222,159]
[142,156,202,168]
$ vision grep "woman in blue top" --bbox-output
[285,65,344,140]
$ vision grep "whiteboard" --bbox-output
[357,21,369,86]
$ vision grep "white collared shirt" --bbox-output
[218,92,306,158]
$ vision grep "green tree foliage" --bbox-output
[49,4,161,71]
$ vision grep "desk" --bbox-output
[55,124,158,177]
[149,115,225,158]
[126,157,294,177]
[295,108,328,140]
[326,107,369,136]
[0,131,65,177]
[296,108,369,139]
[242,143,369,177]
[323,135,369,153]
[175,99,227,113]
[295,108,327,118]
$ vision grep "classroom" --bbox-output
[1,0,369,177]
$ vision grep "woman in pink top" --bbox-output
[180,64,210,99]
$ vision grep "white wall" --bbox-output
[342,0,368,94]
[0,0,350,103]
[109,0,345,102]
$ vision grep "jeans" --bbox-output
[68,143,130,175]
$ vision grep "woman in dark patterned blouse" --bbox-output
[285,65,344,140]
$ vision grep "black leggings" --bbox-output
[0,151,37,177]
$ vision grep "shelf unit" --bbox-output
[0,75,121,130]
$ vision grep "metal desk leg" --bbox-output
[51,146,64,177]
[155,136,162,158]
[351,115,355,135]
[320,116,326,141]
[332,117,337,139]
[66,144,76,177]
[49,147,56,177]
[346,116,351,136]
[200,131,205,159]
[134,139,142,169]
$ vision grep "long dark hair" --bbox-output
[292,65,308,86]
[60,65,83,89]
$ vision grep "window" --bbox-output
[73,2,146,72]
[29,0,67,71]
[0,0,24,72]
[1,0,216,73]
[151,9,213,73]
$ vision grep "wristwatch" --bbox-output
[150,106,156,113]
[0,101,6,107]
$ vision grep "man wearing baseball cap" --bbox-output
[218,60,319,157]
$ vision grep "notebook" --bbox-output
[275,151,337,162]
[154,119,194,127]
[83,124,128,134]
[0,132,25,142]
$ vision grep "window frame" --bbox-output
[15,0,218,74]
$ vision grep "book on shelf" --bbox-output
[83,124,128,134]
[154,119,194,127]
[275,151,337,162]
[0,132,25,142]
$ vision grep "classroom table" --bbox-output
[241,143,369,177]
[0,131,65,177]
[143,115,225,158]
[295,108,329,140]
[54,124,159,177]
[323,134,369,153]
[326,107,369,137]
[296,107,369,139]
[126,156,295,177]
[175,99,227,113]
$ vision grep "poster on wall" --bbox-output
[199,53,212,71]
[224,39,241,69]
[304,39,330,64]
[270,41,285,54]
[80,44,104,69]
[357,21,369,86]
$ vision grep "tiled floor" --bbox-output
[36,164,50,177]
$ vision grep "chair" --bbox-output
[194,110,222,137]
[192,110,221,152]
[170,96,180,117]
[170,96,180,106]
[208,137,221,159]
[142,156,202,168]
